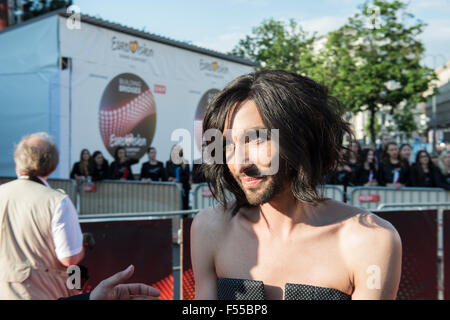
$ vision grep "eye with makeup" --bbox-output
[224,129,270,156]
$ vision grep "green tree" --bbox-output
[230,18,317,74]
[364,113,382,139]
[392,109,418,138]
[318,0,435,145]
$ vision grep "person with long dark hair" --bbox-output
[325,148,353,186]
[399,143,413,166]
[354,148,378,186]
[89,150,110,182]
[434,150,450,190]
[408,150,436,187]
[374,133,391,169]
[109,147,138,180]
[378,142,410,188]
[70,149,92,183]
[342,140,362,185]
[166,144,191,209]
[191,70,401,300]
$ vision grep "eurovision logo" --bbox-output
[111,36,154,57]
[199,59,229,74]
[98,73,157,159]
[129,41,138,53]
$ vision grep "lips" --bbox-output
[241,176,264,188]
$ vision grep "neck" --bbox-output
[257,185,319,238]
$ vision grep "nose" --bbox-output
[230,139,252,174]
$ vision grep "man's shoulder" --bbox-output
[337,203,401,258]
[192,203,233,235]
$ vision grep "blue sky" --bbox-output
[73,0,450,68]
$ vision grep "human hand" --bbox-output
[89,265,161,300]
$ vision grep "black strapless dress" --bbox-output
[218,278,351,300]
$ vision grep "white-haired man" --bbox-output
[0,132,84,299]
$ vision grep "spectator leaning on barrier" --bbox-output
[399,143,413,166]
[430,152,440,167]
[409,150,437,188]
[374,133,391,169]
[70,149,92,183]
[378,142,410,188]
[140,147,167,182]
[0,132,84,299]
[110,147,139,180]
[434,150,450,190]
[343,140,362,185]
[89,150,110,182]
[166,144,191,210]
[325,147,354,186]
[354,148,378,186]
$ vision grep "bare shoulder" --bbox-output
[191,203,234,240]
[331,202,402,299]
[338,203,401,246]
[336,203,402,263]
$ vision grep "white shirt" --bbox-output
[37,177,83,259]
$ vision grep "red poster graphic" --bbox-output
[154,84,166,94]
[358,194,380,202]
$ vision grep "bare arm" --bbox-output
[191,209,219,299]
[59,247,85,267]
[344,213,402,300]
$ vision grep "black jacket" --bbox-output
[110,158,139,180]
[354,165,378,186]
[70,161,90,179]
[433,167,450,190]
[166,160,190,189]
[378,160,410,186]
[140,161,167,181]
[89,161,110,182]
[408,163,437,188]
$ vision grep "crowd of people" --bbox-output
[72,132,450,201]
[70,145,206,209]
[326,133,450,190]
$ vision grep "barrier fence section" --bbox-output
[78,211,198,300]
[192,183,345,210]
[350,186,450,210]
[79,180,183,214]
[373,208,439,299]
[0,176,77,203]
[445,210,450,300]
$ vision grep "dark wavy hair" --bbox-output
[414,150,434,178]
[201,70,354,215]
[114,146,126,162]
[361,148,376,171]
[383,142,405,167]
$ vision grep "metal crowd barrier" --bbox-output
[351,186,450,210]
[0,176,77,203]
[374,203,450,300]
[79,210,198,300]
[318,184,345,202]
[78,180,183,215]
[192,183,346,210]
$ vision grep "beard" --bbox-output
[233,163,288,206]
